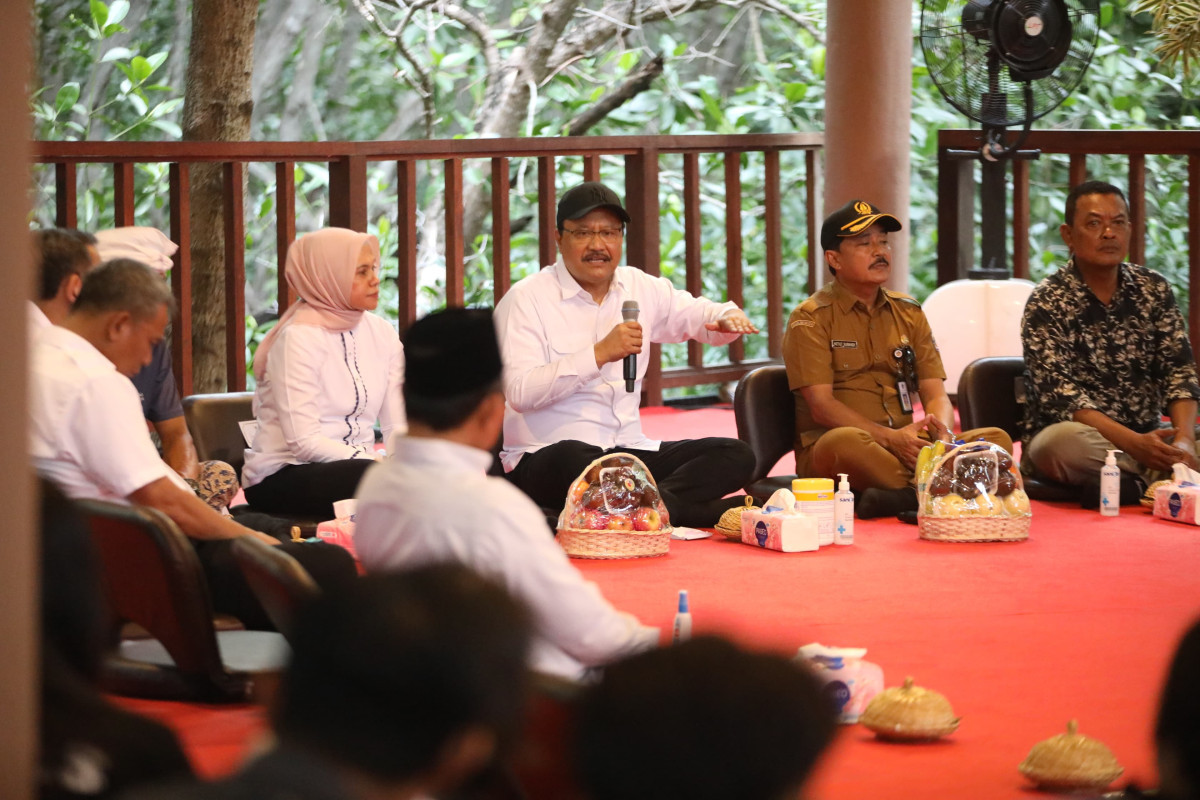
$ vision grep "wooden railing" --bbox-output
[32,134,824,404]
[937,129,1200,355]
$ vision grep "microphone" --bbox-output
[621,300,639,393]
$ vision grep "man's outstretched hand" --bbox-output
[705,309,759,335]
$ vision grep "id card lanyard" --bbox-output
[886,300,918,415]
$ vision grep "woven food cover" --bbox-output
[1018,720,1124,792]
[859,676,960,741]
[916,440,1031,542]
[715,495,759,540]
[556,453,672,559]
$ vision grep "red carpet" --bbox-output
[117,407,1200,799]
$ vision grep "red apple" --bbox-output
[581,510,610,530]
[607,514,634,531]
[632,507,661,531]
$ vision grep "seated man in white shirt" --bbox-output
[355,308,658,680]
[29,228,96,338]
[495,182,757,528]
[30,258,357,630]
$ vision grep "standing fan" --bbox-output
[920,0,1100,275]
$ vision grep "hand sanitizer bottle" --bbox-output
[672,590,692,643]
[1101,449,1122,517]
[834,473,854,545]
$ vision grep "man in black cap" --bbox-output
[781,200,1011,518]
[354,307,657,680]
[494,180,758,528]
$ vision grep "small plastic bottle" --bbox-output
[834,473,855,545]
[1101,449,1122,517]
[672,590,692,644]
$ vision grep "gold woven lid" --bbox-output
[859,676,961,741]
[1018,720,1123,791]
[715,495,759,538]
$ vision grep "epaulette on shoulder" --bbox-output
[798,293,831,313]
[884,288,921,308]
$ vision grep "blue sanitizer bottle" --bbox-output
[672,590,692,643]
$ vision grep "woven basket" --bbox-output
[1018,720,1123,792]
[715,495,759,540]
[556,526,671,559]
[919,514,1031,543]
[859,677,960,742]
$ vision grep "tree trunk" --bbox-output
[182,0,257,392]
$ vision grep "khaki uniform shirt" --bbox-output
[782,280,946,453]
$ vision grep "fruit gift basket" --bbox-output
[556,453,672,559]
[916,440,1031,543]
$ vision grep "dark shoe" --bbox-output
[897,510,919,525]
[1078,474,1147,510]
[857,486,919,519]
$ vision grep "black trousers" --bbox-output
[243,459,375,519]
[507,438,755,528]
[193,535,358,631]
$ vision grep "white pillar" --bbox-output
[824,0,914,291]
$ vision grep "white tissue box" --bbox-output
[740,509,819,552]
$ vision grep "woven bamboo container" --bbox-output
[1018,720,1124,792]
[859,677,960,741]
[715,495,759,540]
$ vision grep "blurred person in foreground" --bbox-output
[573,636,836,800]
[1021,181,1200,508]
[355,307,657,680]
[125,564,534,800]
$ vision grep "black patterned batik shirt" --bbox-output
[1021,259,1200,447]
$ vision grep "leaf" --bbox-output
[100,46,132,62]
[55,83,81,115]
[106,0,129,26]
[89,0,108,30]
[126,92,147,116]
[130,55,153,85]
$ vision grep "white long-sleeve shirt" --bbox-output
[31,326,190,502]
[243,314,405,488]
[494,260,738,470]
[354,436,659,679]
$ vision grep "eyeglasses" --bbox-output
[562,227,624,244]
[851,235,892,250]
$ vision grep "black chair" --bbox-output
[182,391,255,478]
[956,356,1077,502]
[183,391,326,533]
[733,365,797,504]
[230,535,320,640]
[77,498,289,702]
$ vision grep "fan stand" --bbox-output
[947,79,1041,280]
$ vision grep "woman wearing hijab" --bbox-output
[243,228,405,518]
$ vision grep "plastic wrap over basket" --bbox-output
[916,440,1030,542]
[556,452,672,559]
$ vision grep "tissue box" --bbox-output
[1153,484,1200,525]
[316,518,358,558]
[740,509,819,552]
[811,658,885,723]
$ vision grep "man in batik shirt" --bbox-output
[1021,180,1200,505]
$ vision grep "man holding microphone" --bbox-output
[495,181,756,528]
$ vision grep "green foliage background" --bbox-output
[30,0,1200,393]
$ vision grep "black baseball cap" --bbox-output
[556,182,632,229]
[820,200,902,252]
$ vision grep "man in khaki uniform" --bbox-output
[782,200,1011,518]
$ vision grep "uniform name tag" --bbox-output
[831,340,858,349]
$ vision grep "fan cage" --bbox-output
[920,0,1100,127]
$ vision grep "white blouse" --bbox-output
[243,313,405,487]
